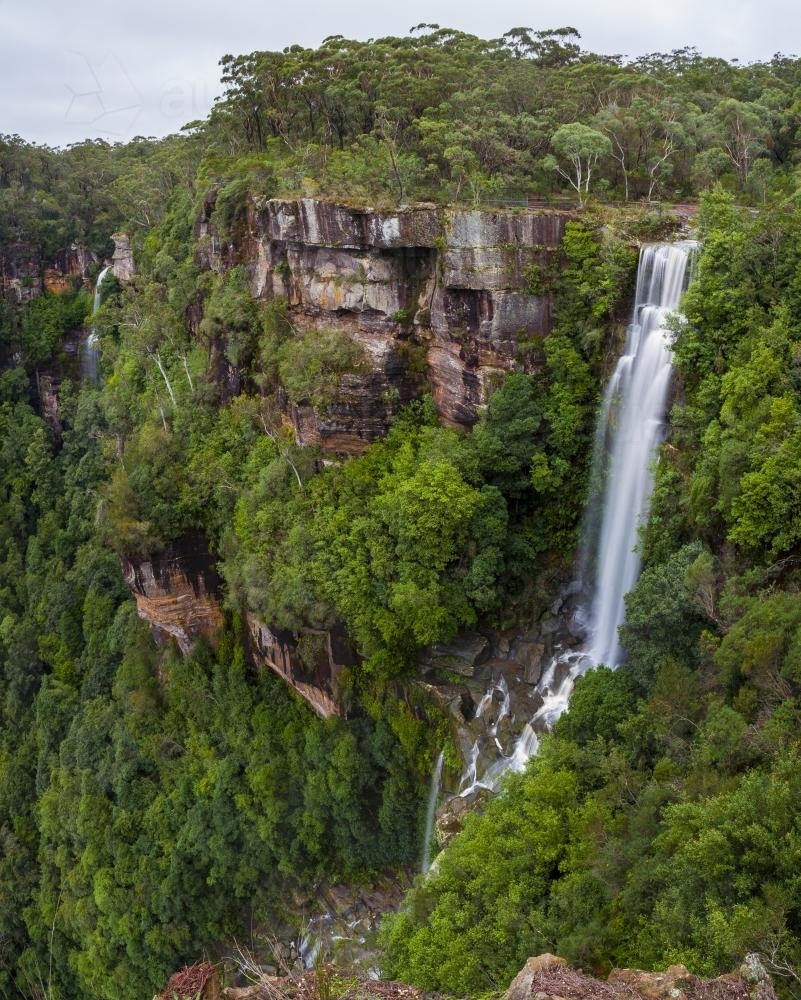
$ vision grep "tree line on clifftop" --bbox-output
[2,23,801,1000]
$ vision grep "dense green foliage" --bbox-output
[205,27,801,205]
[0,371,430,999]
[381,190,801,994]
[4,22,801,1000]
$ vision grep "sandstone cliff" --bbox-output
[203,196,572,450]
[123,198,575,714]
[121,541,355,717]
[0,241,92,302]
[122,542,223,654]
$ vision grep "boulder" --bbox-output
[506,955,568,1000]
[422,633,490,676]
[739,954,778,1000]
[510,639,546,686]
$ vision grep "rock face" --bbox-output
[121,540,354,719]
[208,196,572,450]
[421,632,490,677]
[168,955,776,1000]
[247,616,355,719]
[0,242,43,302]
[1,241,92,303]
[122,543,224,654]
[111,232,135,282]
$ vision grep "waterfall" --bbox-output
[421,751,444,873]
[458,742,480,796]
[525,241,695,729]
[475,675,511,735]
[583,242,696,667]
[83,265,112,382]
[452,241,695,794]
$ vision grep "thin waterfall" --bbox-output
[584,242,696,667]
[421,751,444,873]
[83,265,112,382]
[458,742,480,796]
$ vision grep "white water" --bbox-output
[421,751,444,873]
[454,241,696,795]
[83,265,112,382]
[475,674,511,735]
[584,242,696,666]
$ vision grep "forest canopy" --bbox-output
[3,23,801,1000]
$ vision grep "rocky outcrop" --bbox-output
[121,544,353,718]
[122,543,223,654]
[0,242,43,302]
[421,632,490,677]
[111,232,135,282]
[246,616,355,719]
[165,955,776,1000]
[1,241,93,302]
[206,196,572,448]
[507,955,778,1000]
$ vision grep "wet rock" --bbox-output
[422,633,489,677]
[539,613,560,636]
[552,658,573,690]
[436,786,490,843]
[511,640,545,686]
[418,682,475,722]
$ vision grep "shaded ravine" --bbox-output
[457,241,697,796]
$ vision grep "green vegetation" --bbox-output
[3,22,801,1000]
[381,190,801,994]
[200,27,801,206]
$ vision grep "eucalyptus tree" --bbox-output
[547,122,612,204]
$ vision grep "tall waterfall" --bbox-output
[455,241,695,796]
[583,242,695,667]
[83,265,112,382]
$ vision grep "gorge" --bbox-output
[449,240,696,798]
[5,29,801,996]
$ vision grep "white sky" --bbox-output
[1,0,798,147]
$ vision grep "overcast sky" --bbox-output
[2,0,799,148]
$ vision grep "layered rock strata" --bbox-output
[122,545,224,654]
[201,196,572,450]
[121,543,355,718]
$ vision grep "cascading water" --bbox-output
[453,241,696,794]
[583,242,696,667]
[458,741,480,796]
[526,241,696,729]
[421,751,444,873]
[82,265,112,382]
